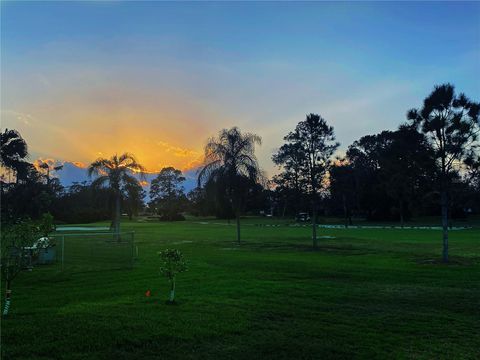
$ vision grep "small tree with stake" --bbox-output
[159,249,187,304]
[1,220,39,316]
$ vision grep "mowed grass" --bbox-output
[1,218,479,360]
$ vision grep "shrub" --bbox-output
[159,213,186,221]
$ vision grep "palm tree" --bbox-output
[88,153,145,234]
[198,127,262,244]
[0,129,28,182]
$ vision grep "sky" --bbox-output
[1,1,479,186]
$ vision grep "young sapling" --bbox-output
[158,249,187,304]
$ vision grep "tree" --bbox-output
[460,153,480,215]
[464,153,480,192]
[380,126,435,227]
[38,212,55,237]
[346,131,399,221]
[150,167,186,220]
[1,220,39,316]
[123,181,145,220]
[407,83,479,262]
[1,163,55,222]
[51,181,112,224]
[0,129,72,223]
[11,160,34,184]
[0,129,28,182]
[344,128,437,223]
[37,159,64,186]
[88,153,145,234]
[329,159,355,227]
[198,127,262,244]
[159,249,187,303]
[272,142,308,216]
[203,172,236,219]
[276,114,339,248]
[187,187,209,217]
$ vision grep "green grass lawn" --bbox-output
[2,218,479,359]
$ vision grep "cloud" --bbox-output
[72,161,87,168]
[156,141,201,159]
[33,157,63,171]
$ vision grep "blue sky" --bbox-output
[1,1,479,182]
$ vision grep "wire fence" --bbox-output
[50,232,135,272]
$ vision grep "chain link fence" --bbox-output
[50,232,135,272]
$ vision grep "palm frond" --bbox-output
[90,175,110,189]
[118,152,132,163]
[0,129,29,167]
[118,152,147,178]
[88,158,113,177]
[125,161,147,176]
[121,172,140,187]
[197,160,222,187]
[197,127,262,191]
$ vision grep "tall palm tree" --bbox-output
[198,127,262,244]
[88,153,145,234]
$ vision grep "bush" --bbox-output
[159,213,186,221]
[38,213,55,237]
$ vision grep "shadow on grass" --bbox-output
[239,241,378,256]
[414,256,479,266]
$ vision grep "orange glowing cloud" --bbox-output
[4,107,208,173]
[156,141,201,158]
[72,161,87,168]
[33,158,58,171]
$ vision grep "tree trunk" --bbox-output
[441,189,449,263]
[3,281,12,316]
[312,204,317,249]
[236,210,241,244]
[169,277,176,302]
[399,199,404,228]
[115,192,121,240]
[342,194,348,228]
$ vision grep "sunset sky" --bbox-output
[2,2,479,179]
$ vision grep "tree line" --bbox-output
[1,83,479,262]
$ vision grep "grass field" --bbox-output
[2,218,479,359]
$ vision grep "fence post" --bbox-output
[61,235,65,271]
[131,231,135,268]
